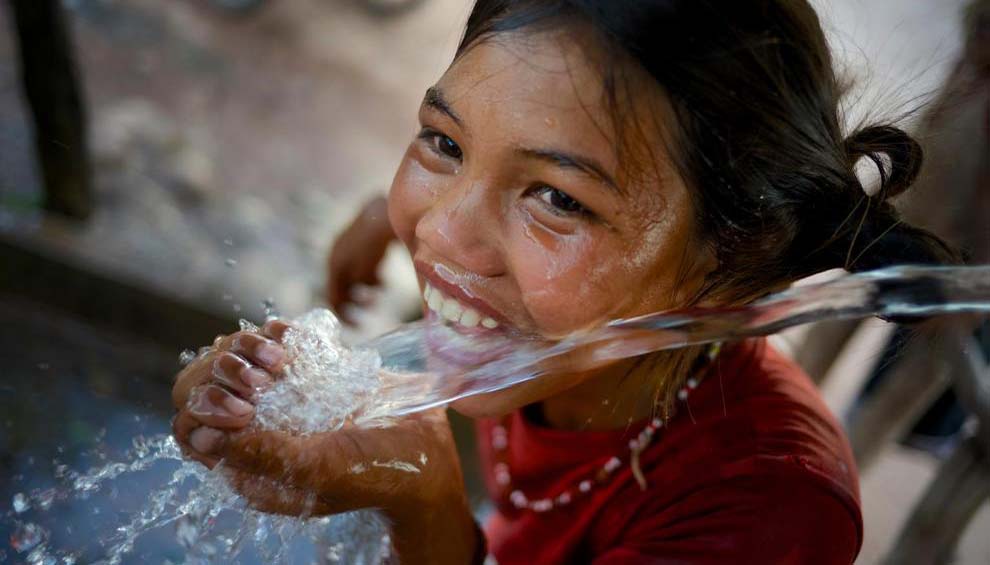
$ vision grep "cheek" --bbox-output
[507,218,630,335]
[387,153,439,249]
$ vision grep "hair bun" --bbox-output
[844,125,923,200]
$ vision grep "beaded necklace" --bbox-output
[490,343,722,513]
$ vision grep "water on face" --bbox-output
[3,265,989,562]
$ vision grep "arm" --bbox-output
[171,320,481,564]
[327,196,396,323]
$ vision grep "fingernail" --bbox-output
[255,342,284,368]
[223,393,254,416]
[240,366,271,389]
[189,427,224,454]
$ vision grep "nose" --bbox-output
[414,178,505,278]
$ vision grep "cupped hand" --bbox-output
[171,319,479,562]
[171,319,291,469]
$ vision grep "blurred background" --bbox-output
[0,0,987,563]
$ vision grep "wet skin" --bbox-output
[389,28,715,427]
[171,25,715,562]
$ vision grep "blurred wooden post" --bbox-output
[846,332,952,469]
[9,0,93,219]
[883,333,990,564]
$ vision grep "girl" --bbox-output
[172,1,954,562]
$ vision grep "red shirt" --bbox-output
[476,339,862,564]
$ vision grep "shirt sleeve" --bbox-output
[590,470,861,565]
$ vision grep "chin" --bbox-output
[449,390,519,420]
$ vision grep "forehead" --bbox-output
[438,29,676,183]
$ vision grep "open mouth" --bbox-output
[421,281,514,367]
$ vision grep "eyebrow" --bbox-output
[422,86,463,127]
[516,147,622,194]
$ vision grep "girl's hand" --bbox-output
[326,196,396,324]
[171,319,291,470]
[170,320,479,563]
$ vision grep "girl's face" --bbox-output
[388,28,715,417]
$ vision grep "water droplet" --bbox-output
[13,492,29,513]
[232,304,242,313]
[10,522,45,553]
[178,349,196,366]
[238,319,259,333]
[36,489,55,511]
[221,293,233,302]
[225,258,238,268]
[262,297,278,320]
[223,238,234,246]
[175,515,200,548]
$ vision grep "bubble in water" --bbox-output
[175,515,200,549]
[35,490,55,512]
[178,349,196,367]
[253,309,384,433]
[10,522,45,553]
[12,493,29,513]
[225,258,237,267]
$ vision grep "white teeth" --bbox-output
[440,300,463,322]
[422,283,499,330]
[426,286,443,313]
[459,308,480,328]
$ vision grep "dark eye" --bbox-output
[419,128,462,160]
[533,185,587,215]
[436,135,462,159]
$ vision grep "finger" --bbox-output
[328,279,356,324]
[172,413,222,469]
[186,384,256,429]
[227,332,286,373]
[260,319,292,343]
[172,410,200,446]
[212,352,272,397]
[357,267,381,287]
[173,351,219,410]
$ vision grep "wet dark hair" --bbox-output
[456,0,958,304]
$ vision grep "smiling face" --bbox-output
[388,27,716,418]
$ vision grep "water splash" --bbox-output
[5,265,988,562]
[361,265,990,416]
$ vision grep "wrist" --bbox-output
[387,490,478,564]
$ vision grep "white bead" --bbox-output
[494,463,511,486]
[531,499,553,512]
[579,480,592,493]
[687,377,699,389]
[603,456,621,473]
[556,492,572,505]
[628,439,640,451]
[510,490,527,508]
[677,388,689,401]
[651,418,663,428]
[492,435,508,450]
